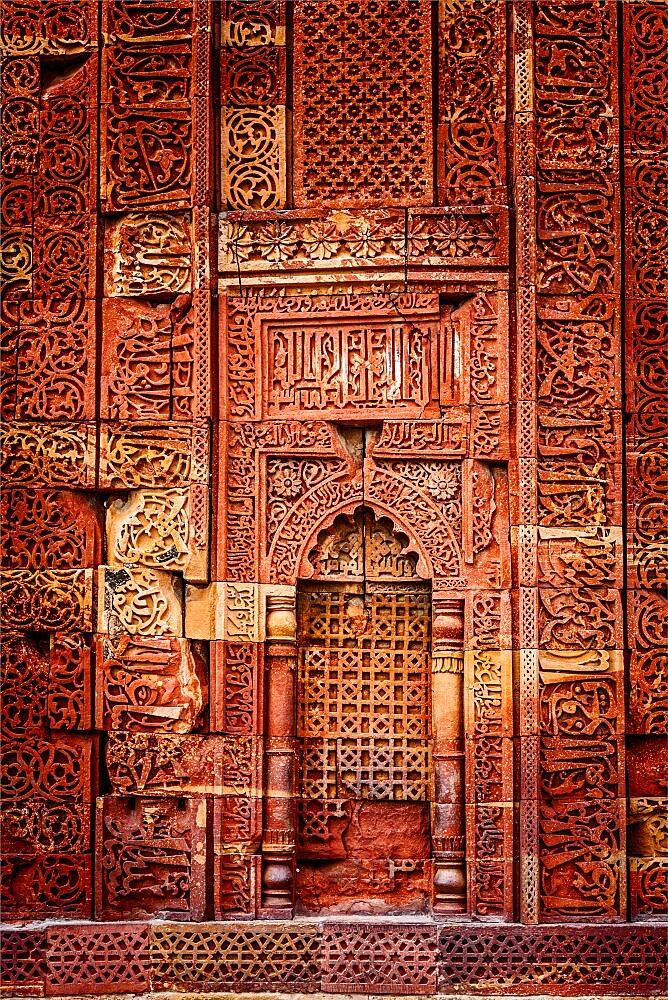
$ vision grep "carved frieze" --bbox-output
[0,0,660,962]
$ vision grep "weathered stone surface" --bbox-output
[0,1,664,991]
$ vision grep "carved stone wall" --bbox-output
[512,0,627,925]
[623,2,668,921]
[0,1,666,995]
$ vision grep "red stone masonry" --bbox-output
[0,0,666,995]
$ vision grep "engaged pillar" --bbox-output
[431,595,467,913]
[261,589,297,916]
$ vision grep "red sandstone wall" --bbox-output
[0,1,666,995]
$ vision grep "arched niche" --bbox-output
[264,461,463,586]
[261,503,466,918]
[304,506,422,582]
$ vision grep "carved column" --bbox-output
[431,596,466,913]
[261,588,297,915]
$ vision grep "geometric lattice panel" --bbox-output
[298,584,431,802]
[323,921,437,994]
[46,923,150,996]
[1,921,666,995]
[302,736,430,802]
[293,0,433,208]
[151,922,322,992]
[0,928,46,993]
[437,924,668,994]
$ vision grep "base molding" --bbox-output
[2,919,666,997]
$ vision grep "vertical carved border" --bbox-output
[623,2,668,920]
[437,0,507,208]
[0,2,101,922]
[513,0,626,923]
[221,1,287,210]
[623,3,668,735]
[465,592,514,920]
[511,0,539,925]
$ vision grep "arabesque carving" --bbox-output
[0,1,664,989]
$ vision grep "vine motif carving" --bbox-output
[630,858,668,918]
[1,489,99,569]
[211,642,259,734]
[105,214,192,296]
[0,422,95,488]
[48,634,92,730]
[102,297,196,421]
[96,635,203,733]
[100,422,206,489]
[267,458,344,550]
[102,42,193,211]
[1,853,91,918]
[105,733,260,801]
[5,300,95,421]
[0,2,96,54]
[1,569,92,632]
[1,637,49,737]
[221,0,286,209]
[438,0,506,206]
[107,490,191,572]
[538,588,621,650]
[624,0,668,746]
[223,106,285,210]
[0,735,94,803]
[629,590,668,735]
[101,566,181,640]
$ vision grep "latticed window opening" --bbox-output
[297,581,432,883]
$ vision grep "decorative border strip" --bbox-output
[2,920,666,996]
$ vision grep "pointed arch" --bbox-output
[265,466,462,585]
